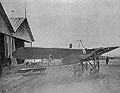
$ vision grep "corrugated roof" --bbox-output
[9,17,25,32]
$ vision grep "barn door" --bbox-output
[0,33,5,66]
[15,38,25,64]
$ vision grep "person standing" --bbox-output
[106,56,109,65]
[8,55,11,69]
[96,54,100,71]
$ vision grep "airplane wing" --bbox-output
[12,47,83,59]
[62,46,119,65]
[86,46,119,56]
[12,46,119,59]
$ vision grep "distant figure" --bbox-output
[96,54,100,71]
[49,54,52,62]
[106,56,109,65]
[0,56,2,77]
[69,44,73,48]
[8,55,11,69]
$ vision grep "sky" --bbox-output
[0,0,120,56]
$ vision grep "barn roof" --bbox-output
[9,17,25,32]
[9,17,34,42]
[0,3,14,34]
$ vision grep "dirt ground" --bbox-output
[1,59,120,93]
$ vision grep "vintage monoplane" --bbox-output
[12,46,119,76]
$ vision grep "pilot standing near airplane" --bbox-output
[96,53,100,71]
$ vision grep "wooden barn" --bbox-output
[0,2,34,66]
[0,3,14,66]
[9,17,34,64]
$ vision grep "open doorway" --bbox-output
[0,33,5,66]
[15,38,25,64]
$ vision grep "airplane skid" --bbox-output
[64,56,100,77]
[64,63,84,77]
